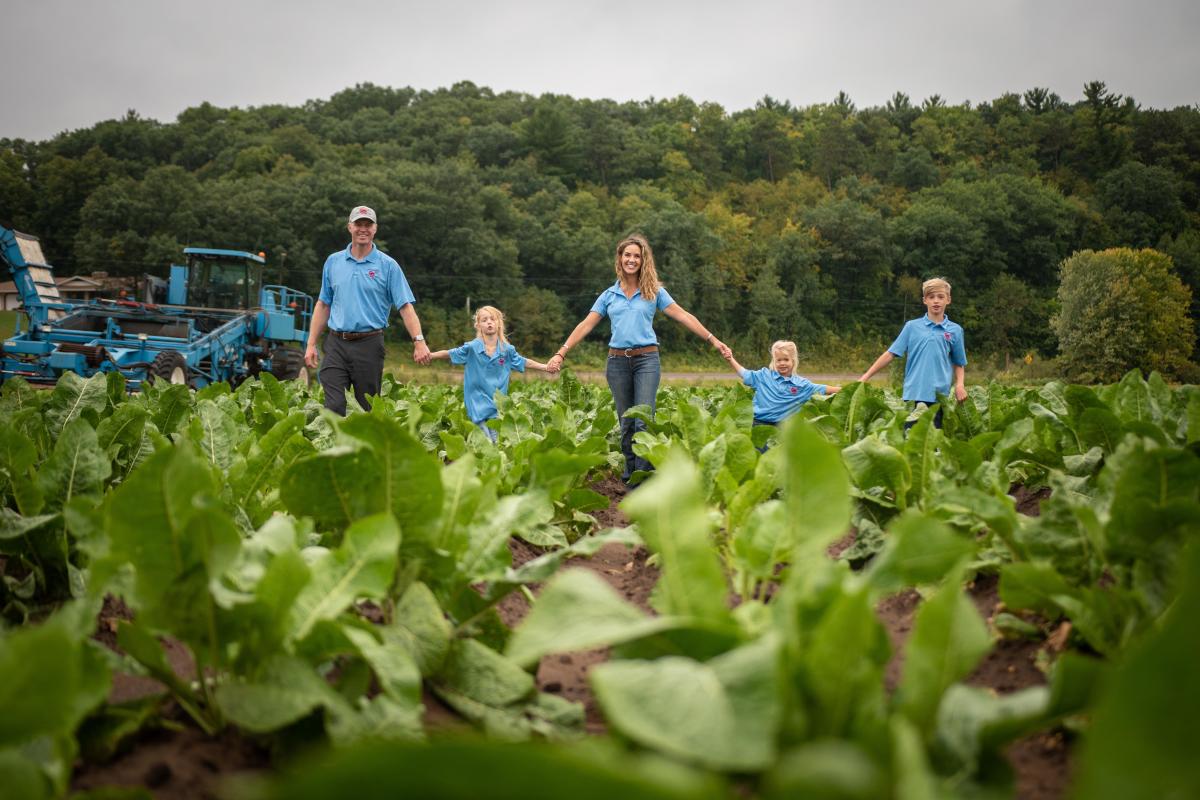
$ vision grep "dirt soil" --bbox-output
[72,478,1070,799]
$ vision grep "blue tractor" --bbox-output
[1,223,313,388]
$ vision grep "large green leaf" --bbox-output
[506,569,684,668]
[1072,544,1200,800]
[187,399,241,471]
[35,417,111,511]
[436,638,535,708]
[0,616,109,746]
[592,636,782,771]
[339,413,444,548]
[43,371,108,439]
[102,444,229,617]
[215,654,342,733]
[290,513,400,641]
[842,434,910,512]
[390,581,452,677]
[894,568,991,732]
[253,738,723,800]
[802,582,890,737]
[621,451,731,624]
[279,445,387,532]
[779,418,854,560]
[865,511,975,595]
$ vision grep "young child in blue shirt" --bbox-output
[429,306,552,442]
[858,277,967,428]
[725,340,840,427]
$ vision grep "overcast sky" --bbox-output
[3,0,1197,142]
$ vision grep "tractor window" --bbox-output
[192,258,253,309]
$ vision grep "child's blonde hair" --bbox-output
[474,305,508,343]
[922,277,952,297]
[770,340,799,366]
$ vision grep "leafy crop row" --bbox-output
[0,368,1196,798]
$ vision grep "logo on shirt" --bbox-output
[790,387,799,395]
[498,358,505,366]
[944,332,952,341]
[368,270,376,279]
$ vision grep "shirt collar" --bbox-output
[344,243,380,264]
[470,338,505,358]
[923,314,951,327]
[606,281,642,299]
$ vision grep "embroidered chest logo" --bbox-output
[498,358,505,366]
[943,332,952,341]
[790,387,799,395]
[368,270,376,279]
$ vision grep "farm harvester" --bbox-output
[1,223,313,389]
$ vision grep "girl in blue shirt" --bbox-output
[726,340,840,427]
[429,306,552,443]
[546,234,730,485]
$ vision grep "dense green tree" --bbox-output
[1053,248,1195,381]
[1096,161,1186,247]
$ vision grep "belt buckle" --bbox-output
[623,347,634,357]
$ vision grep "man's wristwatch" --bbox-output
[414,335,425,342]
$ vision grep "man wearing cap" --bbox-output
[304,205,431,414]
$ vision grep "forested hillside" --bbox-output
[2,80,1197,362]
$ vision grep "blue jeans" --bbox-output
[476,420,498,443]
[606,351,660,481]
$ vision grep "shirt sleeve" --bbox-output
[507,345,527,373]
[887,323,910,356]
[656,287,675,310]
[388,258,416,309]
[951,328,968,366]
[589,291,610,318]
[742,368,762,389]
[448,343,472,365]
[318,256,334,304]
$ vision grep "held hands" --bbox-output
[710,337,732,360]
[546,354,564,374]
[413,340,432,366]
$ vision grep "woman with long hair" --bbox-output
[546,234,730,485]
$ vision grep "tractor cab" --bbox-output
[166,248,265,309]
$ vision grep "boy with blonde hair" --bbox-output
[725,340,840,427]
[858,277,967,428]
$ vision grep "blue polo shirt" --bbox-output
[888,314,967,402]
[739,368,827,423]
[589,283,675,348]
[449,339,527,423]
[318,244,416,332]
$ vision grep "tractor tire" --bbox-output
[271,348,311,387]
[148,350,188,385]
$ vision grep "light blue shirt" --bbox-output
[589,283,675,348]
[318,244,416,332]
[888,315,968,402]
[739,367,826,422]
[449,339,527,423]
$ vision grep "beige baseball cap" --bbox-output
[348,205,377,223]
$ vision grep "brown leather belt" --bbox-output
[608,345,659,357]
[329,329,382,341]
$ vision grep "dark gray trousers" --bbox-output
[320,333,385,415]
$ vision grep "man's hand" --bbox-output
[546,354,563,374]
[955,384,967,402]
[304,344,319,370]
[413,340,432,365]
